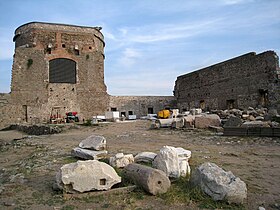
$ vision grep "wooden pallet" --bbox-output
[223,127,280,137]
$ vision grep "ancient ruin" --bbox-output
[174,51,280,112]
[0,22,279,130]
[0,22,175,129]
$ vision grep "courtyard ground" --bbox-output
[0,120,279,210]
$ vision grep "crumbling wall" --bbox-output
[0,93,24,129]
[109,96,177,117]
[174,51,280,112]
[10,22,109,123]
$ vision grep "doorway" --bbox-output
[148,107,154,114]
[226,99,235,109]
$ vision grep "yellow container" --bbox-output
[158,110,170,119]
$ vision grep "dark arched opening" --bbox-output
[49,58,76,83]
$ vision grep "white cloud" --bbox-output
[102,29,117,41]
[119,48,142,67]
[220,0,254,5]
[118,19,222,44]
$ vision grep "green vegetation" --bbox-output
[81,194,105,203]
[61,205,76,210]
[62,156,78,164]
[81,119,93,126]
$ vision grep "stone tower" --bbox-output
[11,22,109,123]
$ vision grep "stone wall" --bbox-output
[10,22,108,124]
[0,93,23,129]
[1,22,175,128]
[174,51,280,112]
[109,96,177,118]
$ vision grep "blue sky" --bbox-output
[0,0,279,95]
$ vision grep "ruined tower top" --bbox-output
[14,21,104,42]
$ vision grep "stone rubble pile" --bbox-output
[4,124,62,135]
[72,135,108,160]
[57,133,248,205]
[212,107,280,128]
[151,107,279,131]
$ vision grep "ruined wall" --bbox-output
[174,51,280,112]
[109,96,177,117]
[0,94,24,129]
[10,22,109,123]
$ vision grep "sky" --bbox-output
[0,0,279,95]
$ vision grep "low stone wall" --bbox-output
[223,127,280,137]
[109,96,177,118]
[0,94,25,130]
[4,124,62,135]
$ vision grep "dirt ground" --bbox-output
[0,120,279,210]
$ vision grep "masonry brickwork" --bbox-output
[1,22,279,129]
[0,22,176,129]
[174,51,280,112]
[109,96,177,117]
[8,22,109,124]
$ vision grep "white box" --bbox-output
[128,115,137,120]
[105,111,120,119]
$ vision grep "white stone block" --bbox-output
[56,160,121,193]
[153,146,191,178]
[191,162,247,204]
[72,147,107,160]
[109,153,134,168]
[175,147,191,159]
[79,135,106,151]
[134,152,157,163]
[105,111,119,120]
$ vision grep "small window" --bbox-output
[100,179,106,185]
[227,99,235,109]
[62,44,66,48]
[200,100,205,110]
[148,107,154,114]
[121,112,126,117]
[74,49,79,55]
[128,111,133,115]
[47,48,51,54]
[111,107,117,111]
[89,46,92,50]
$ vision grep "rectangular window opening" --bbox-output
[226,99,235,109]
[111,107,117,111]
[74,49,80,55]
[148,107,154,114]
[100,179,106,185]
[200,100,205,110]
